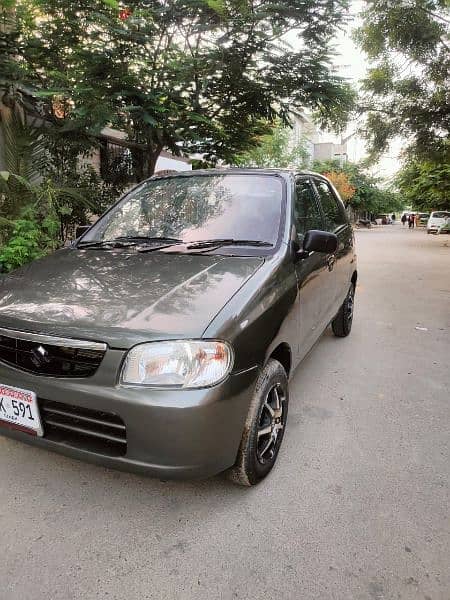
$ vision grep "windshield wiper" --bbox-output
[115,236,183,244]
[77,239,125,249]
[186,239,273,249]
[78,236,183,249]
[78,237,273,253]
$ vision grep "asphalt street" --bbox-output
[1,224,449,600]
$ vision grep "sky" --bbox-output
[330,1,403,182]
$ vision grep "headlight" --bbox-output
[120,340,233,388]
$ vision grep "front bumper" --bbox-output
[0,350,259,479]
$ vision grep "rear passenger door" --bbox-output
[293,177,334,360]
[311,177,354,316]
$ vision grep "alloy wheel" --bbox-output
[256,383,286,464]
[347,287,355,323]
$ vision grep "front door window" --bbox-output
[294,178,324,240]
[313,179,347,232]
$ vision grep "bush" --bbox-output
[0,213,59,273]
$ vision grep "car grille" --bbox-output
[40,399,127,457]
[0,332,105,377]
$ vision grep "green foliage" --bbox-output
[4,0,355,173]
[355,0,449,162]
[233,122,309,169]
[313,159,404,215]
[1,0,357,269]
[0,210,59,272]
[0,102,123,247]
[396,156,450,212]
[0,105,46,219]
[0,107,123,269]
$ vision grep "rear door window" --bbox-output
[294,178,324,238]
[312,178,348,232]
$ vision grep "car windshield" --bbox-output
[431,212,450,218]
[82,174,283,250]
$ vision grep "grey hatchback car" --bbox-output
[0,169,357,485]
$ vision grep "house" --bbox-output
[288,110,348,166]
[89,127,191,186]
[0,90,191,181]
[313,141,348,165]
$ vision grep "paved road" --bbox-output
[1,225,449,600]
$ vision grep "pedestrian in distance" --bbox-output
[391,213,396,223]
[401,214,407,226]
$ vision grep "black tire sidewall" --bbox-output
[332,283,355,337]
[343,284,355,335]
[243,359,289,484]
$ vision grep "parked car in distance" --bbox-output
[427,211,450,233]
[416,213,430,227]
[0,169,357,486]
[375,214,392,225]
[437,215,450,234]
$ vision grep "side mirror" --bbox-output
[302,230,338,254]
[76,225,90,239]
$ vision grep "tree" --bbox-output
[313,159,403,216]
[232,121,309,169]
[355,0,449,162]
[396,156,450,212]
[322,171,355,204]
[4,0,355,176]
[0,103,113,255]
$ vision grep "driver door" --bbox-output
[293,177,332,361]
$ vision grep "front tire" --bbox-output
[332,283,355,337]
[228,359,289,486]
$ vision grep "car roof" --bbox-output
[150,167,328,181]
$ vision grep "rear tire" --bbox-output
[228,359,289,486]
[332,283,355,338]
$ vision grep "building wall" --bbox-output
[155,153,192,173]
[287,111,349,167]
[314,142,348,163]
[289,111,320,166]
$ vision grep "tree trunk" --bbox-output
[131,144,163,181]
[146,144,163,178]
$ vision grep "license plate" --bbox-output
[0,384,43,436]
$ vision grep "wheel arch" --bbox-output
[268,343,292,378]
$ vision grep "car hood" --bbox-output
[0,249,264,348]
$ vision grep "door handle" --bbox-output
[326,255,336,271]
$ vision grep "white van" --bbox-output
[427,211,450,234]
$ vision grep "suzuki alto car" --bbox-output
[0,169,357,485]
